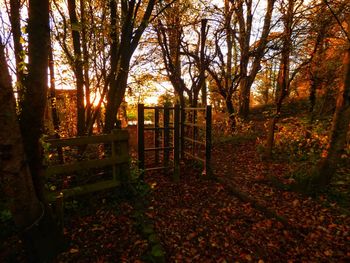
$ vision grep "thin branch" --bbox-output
[323,0,350,43]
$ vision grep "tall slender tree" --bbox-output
[104,0,158,133]
[307,11,350,190]
[236,0,276,119]
[264,0,294,159]
[68,0,85,136]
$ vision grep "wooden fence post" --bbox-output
[154,107,160,164]
[137,104,145,179]
[173,104,180,181]
[204,105,212,177]
[163,105,170,172]
[111,129,119,181]
[112,129,130,183]
[192,109,197,156]
[180,107,185,160]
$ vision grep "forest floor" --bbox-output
[1,107,350,262]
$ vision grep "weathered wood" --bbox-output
[111,131,118,181]
[45,155,129,176]
[163,105,170,171]
[173,104,180,181]
[144,106,175,110]
[117,137,130,183]
[144,146,174,152]
[145,166,173,172]
[144,126,175,131]
[183,136,206,146]
[192,109,197,156]
[138,104,145,178]
[154,107,160,164]
[180,108,185,159]
[47,179,121,202]
[183,122,205,128]
[184,107,206,111]
[47,131,129,147]
[204,105,212,176]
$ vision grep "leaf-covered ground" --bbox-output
[53,134,349,262]
[2,125,349,262]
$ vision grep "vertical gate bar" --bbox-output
[163,105,170,172]
[154,107,160,164]
[137,104,145,179]
[192,108,197,156]
[180,107,185,159]
[204,105,212,177]
[173,104,180,181]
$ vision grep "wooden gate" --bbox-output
[137,104,180,180]
[182,106,212,176]
[137,104,212,178]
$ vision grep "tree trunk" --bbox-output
[199,18,207,106]
[49,40,64,163]
[308,21,350,189]
[103,0,156,133]
[16,0,65,259]
[68,0,85,136]
[238,76,251,119]
[225,97,236,129]
[80,0,91,128]
[237,0,275,119]
[9,0,26,96]
[1,38,64,262]
[104,61,130,133]
[264,0,292,159]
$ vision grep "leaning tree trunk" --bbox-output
[264,0,293,159]
[308,25,350,190]
[0,39,64,262]
[16,0,65,260]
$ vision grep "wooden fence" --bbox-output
[44,129,130,202]
[182,106,212,176]
[137,104,180,180]
[137,104,212,178]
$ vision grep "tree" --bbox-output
[8,0,25,98]
[155,0,211,108]
[236,0,276,119]
[104,0,158,133]
[264,0,295,159]
[206,0,240,128]
[206,0,276,125]
[67,0,86,136]
[155,0,188,108]
[307,8,350,190]
[1,0,64,260]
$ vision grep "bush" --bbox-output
[267,117,331,162]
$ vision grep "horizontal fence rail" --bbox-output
[44,129,130,201]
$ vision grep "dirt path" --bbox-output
[145,138,349,261]
[44,130,350,262]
